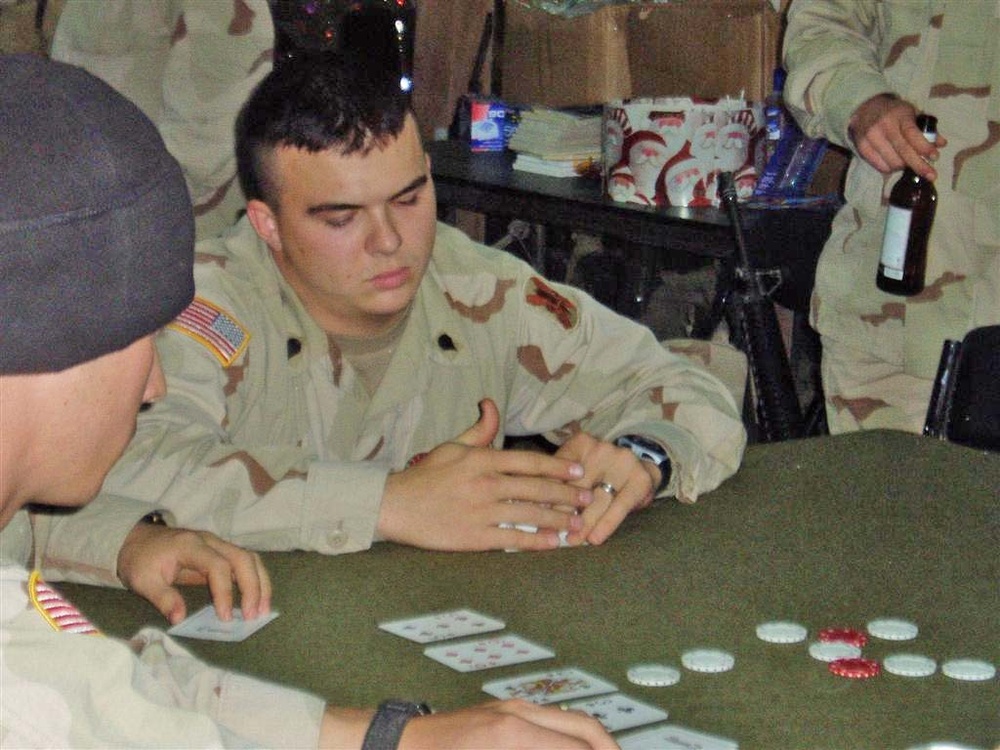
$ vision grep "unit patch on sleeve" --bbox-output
[525,276,578,330]
[28,571,100,635]
[169,297,250,366]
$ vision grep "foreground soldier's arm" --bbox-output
[1,566,615,749]
[25,501,271,624]
[322,701,618,750]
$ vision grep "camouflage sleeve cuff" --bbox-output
[301,460,388,553]
[30,495,154,588]
[822,67,896,151]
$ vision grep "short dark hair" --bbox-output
[236,53,411,205]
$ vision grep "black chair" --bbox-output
[923,325,1000,452]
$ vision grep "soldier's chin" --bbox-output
[49,462,122,510]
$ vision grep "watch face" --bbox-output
[615,435,671,493]
[617,435,666,462]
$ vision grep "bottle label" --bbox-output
[880,205,913,279]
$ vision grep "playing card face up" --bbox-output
[565,692,669,733]
[482,667,617,704]
[617,723,739,750]
[378,609,506,644]
[166,605,280,642]
[424,634,554,672]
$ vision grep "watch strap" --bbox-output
[361,700,430,750]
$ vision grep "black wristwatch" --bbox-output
[614,434,672,494]
[139,510,167,526]
[361,699,432,750]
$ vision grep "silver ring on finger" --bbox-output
[596,481,617,498]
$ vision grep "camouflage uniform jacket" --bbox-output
[0,497,155,588]
[96,219,746,554]
[50,0,274,240]
[0,560,324,747]
[783,0,1000,378]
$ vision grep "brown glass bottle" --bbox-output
[876,114,938,296]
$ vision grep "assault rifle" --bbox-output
[717,172,805,442]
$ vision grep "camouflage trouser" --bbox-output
[820,334,932,435]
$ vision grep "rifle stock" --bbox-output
[718,173,805,442]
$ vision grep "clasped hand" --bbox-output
[378,399,655,551]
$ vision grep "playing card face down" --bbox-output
[482,667,617,704]
[166,605,280,642]
[617,723,739,750]
[424,634,554,672]
[378,609,505,643]
[564,692,669,733]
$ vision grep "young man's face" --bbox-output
[250,114,438,338]
[1,335,164,518]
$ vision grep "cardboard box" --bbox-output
[503,1,783,108]
[626,1,783,102]
[502,4,632,108]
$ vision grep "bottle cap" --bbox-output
[916,114,938,142]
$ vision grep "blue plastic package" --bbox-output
[469,98,521,152]
[753,118,828,200]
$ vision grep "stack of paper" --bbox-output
[512,153,599,178]
[508,105,602,177]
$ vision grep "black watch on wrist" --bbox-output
[361,699,432,750]
[139,510,167,526]
[614,434,672,494]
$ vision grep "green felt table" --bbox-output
[65,430,999,749]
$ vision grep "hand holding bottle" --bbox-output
[848,94,947,179]
[876,112,940,296]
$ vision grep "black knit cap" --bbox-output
[0,55,195,374]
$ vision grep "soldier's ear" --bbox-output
[245,199,282,253]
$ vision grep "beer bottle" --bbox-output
[876,113,938,296]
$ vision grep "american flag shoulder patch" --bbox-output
[169,297,250,367]
[29,571,100,636]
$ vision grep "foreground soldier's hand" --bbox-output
[379,399,595,551]
[117,522,272,625]
[321,699,619,749]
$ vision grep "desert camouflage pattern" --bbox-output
[50,0,274,240]
[0,561,325,747]
[783,0,1000,433]
[0,498,158,589]
[93,220,746,554]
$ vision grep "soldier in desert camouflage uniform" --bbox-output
[0,54,616,750]
[783,0,1000,434]
[0,53,312,748]
[50,0,275,240]
[95,55,747,556]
